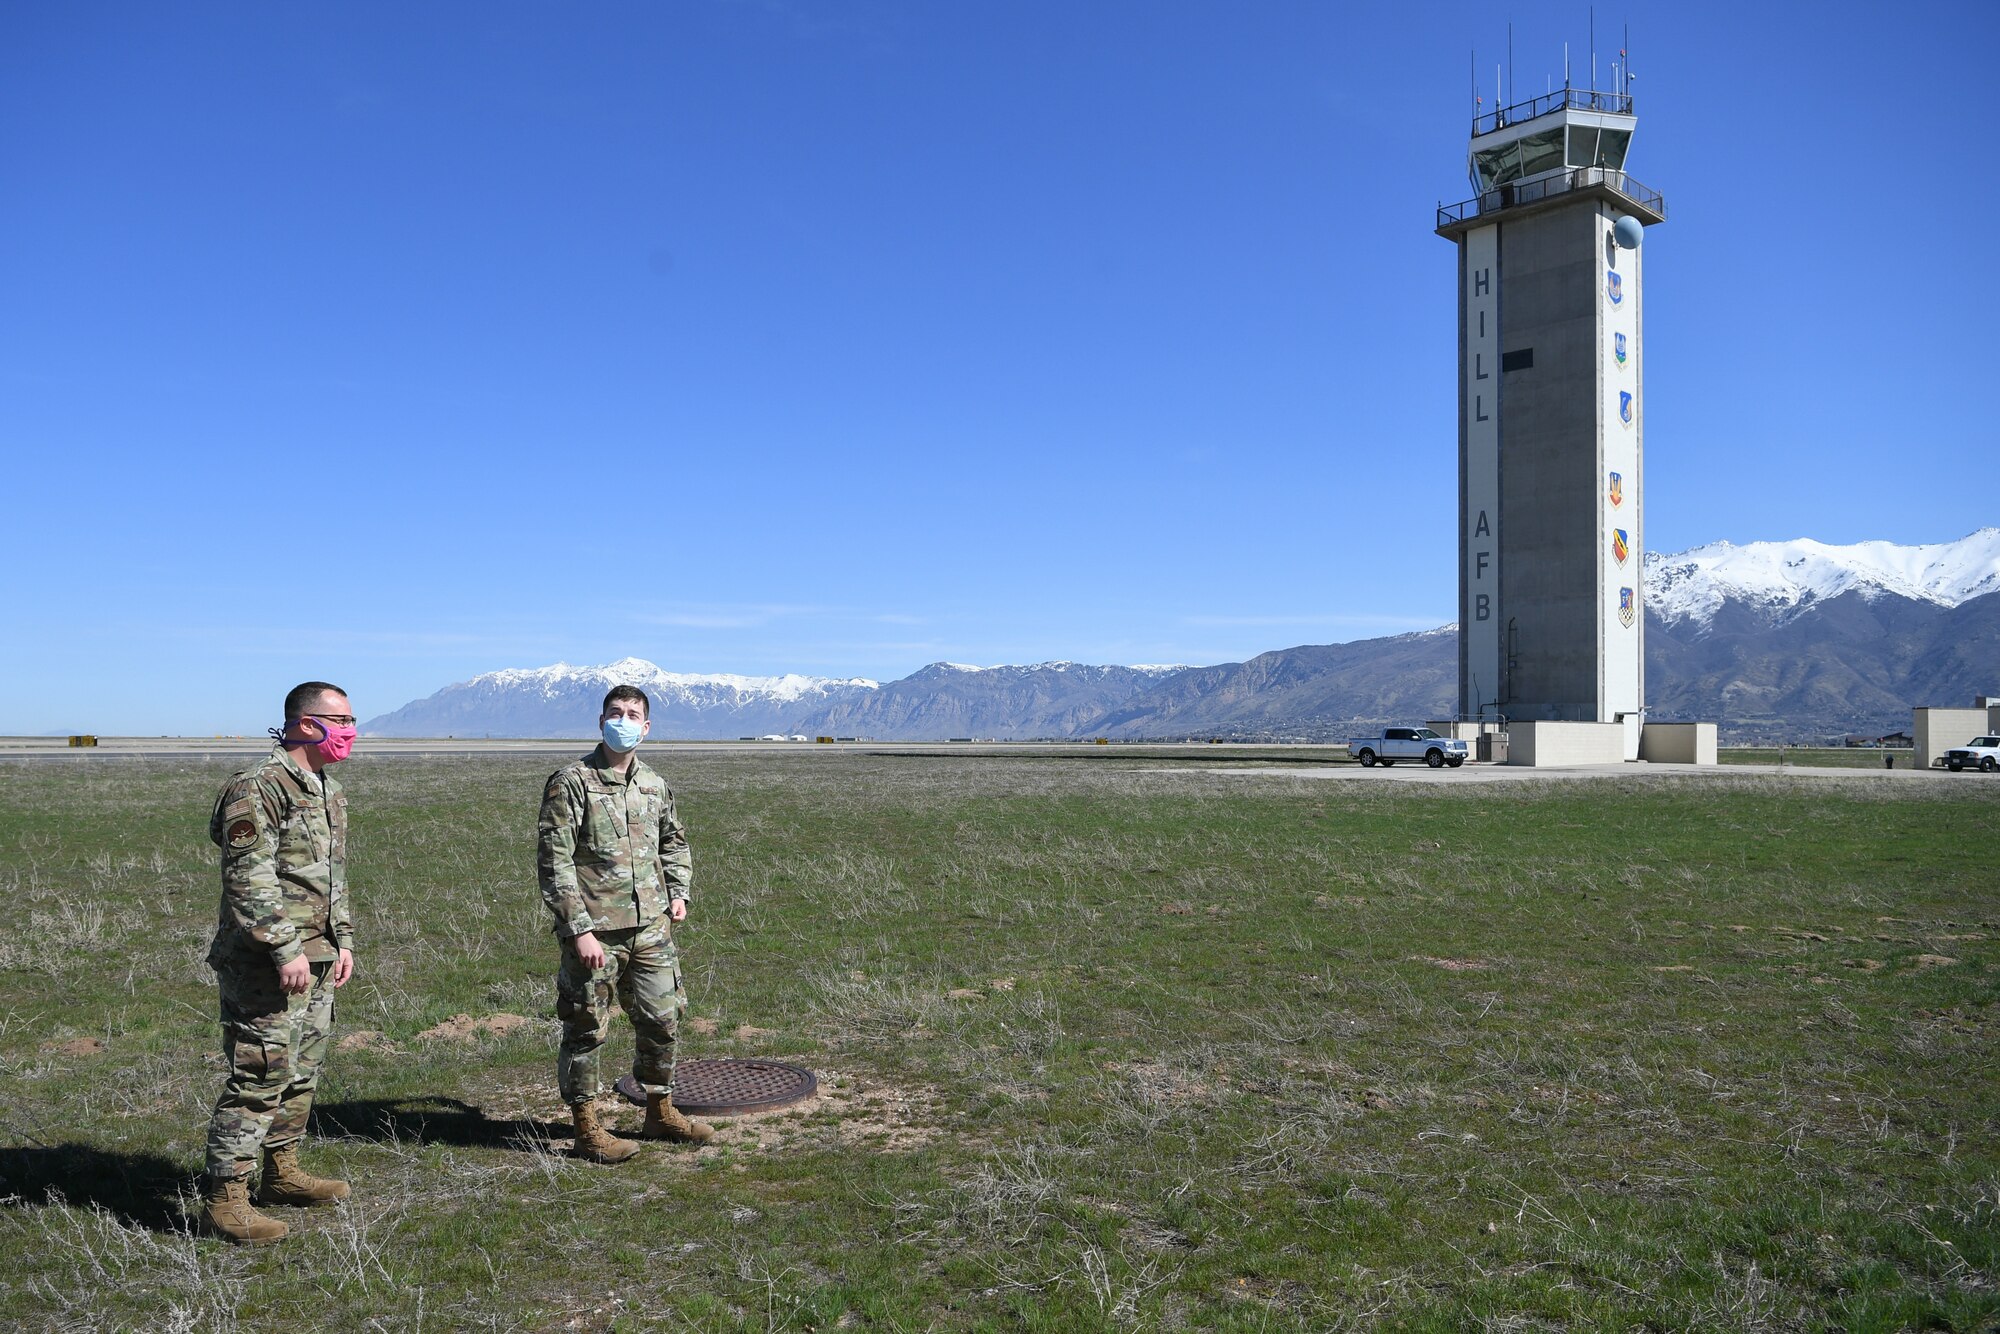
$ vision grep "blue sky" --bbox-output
[3,1,1993,733]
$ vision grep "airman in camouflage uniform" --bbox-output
[538,684,713,1161]
[199,681,359,1245]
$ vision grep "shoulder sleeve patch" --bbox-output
[226,818,258,850]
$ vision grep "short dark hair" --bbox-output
[285,681,347,720]
[602,684,650,719]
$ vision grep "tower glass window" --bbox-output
[1516,128,1564,179]
[1566,124,1599,167]
[1472,127,1568,189]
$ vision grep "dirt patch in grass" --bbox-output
[1411,955,1490,971]
[39,1037,104,1056]
[334,1029,397,1053]
[452,1063,946,1161]
[414,1012,536,1042]
[688,1067,946,1157]
[1912,953,1960,968]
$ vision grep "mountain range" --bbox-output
[364,530,2000,744]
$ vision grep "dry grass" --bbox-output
[0,751,1994,1330]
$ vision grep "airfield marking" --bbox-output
[1133,763,1943,784]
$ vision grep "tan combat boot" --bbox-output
[572,1101,641,1163]
[643,1093,715,1144]
[201,1176,288,1245]
[258,1143,351,1206]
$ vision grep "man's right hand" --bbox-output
[278,955,313,995]
[571,931,605,970]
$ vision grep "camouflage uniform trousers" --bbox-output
[557,914,687,1105]
[205,956,336,1182]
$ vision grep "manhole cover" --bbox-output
[615,1059,818,1116]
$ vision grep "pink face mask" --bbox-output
[272,717,357,762]
[307,718,358,762]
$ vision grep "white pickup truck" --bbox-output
[1943,735,2000,773]
[1348,727,1469,769]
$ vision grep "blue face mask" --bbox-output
[602,716,645,753]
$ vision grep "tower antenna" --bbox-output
[1508,21,1515,110]
[1623,23,1632,98]
[1590,6,1597,96]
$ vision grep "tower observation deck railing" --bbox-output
[1473,88,1633,137]
[1436,165,1666,230]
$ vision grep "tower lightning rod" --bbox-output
[1590,6,1597,94]
[1509,22,1514,109]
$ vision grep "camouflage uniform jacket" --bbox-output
[207,745,353,967]
[538,749,691,939]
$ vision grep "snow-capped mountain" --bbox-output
[364,658,882,739]
[1647,529,2000,629]
[476,657,878,708]
[804,661,1189,740]
[364,534,2000,744]
[363,657,1189,740]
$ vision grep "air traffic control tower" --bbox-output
[1436,84,1689,765]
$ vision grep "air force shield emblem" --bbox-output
[1614,331,1627,367]
[1608,471,1623,507]
[1619,390,1634,427]
[1606,269,1623,306]
[1619,587,1636,629]
[1612,528,1630,565]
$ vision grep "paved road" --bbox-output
[1133,761,1948,784]
[0,737,1317,762]
[0,736,1957,783]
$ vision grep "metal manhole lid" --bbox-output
[615,1059,818,1116]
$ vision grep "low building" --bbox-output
[1913,697,2000,770]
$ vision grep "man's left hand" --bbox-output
[669,899,688,923]
[333,948,354,987]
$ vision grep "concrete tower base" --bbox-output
[1504,722,1627,766]
[1503,720,1718,767]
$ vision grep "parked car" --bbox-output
[1348,727,1469,769]
[1943,735,2000,772]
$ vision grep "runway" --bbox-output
[0,736,1951,782]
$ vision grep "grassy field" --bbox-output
[0,752,1994,1332]
[1718,748,1924,771]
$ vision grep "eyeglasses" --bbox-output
[308,714,358,727]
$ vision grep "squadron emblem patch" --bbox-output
[1613,528,1630,566]
[1619,587,1636,629]
[226,818,257,850]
